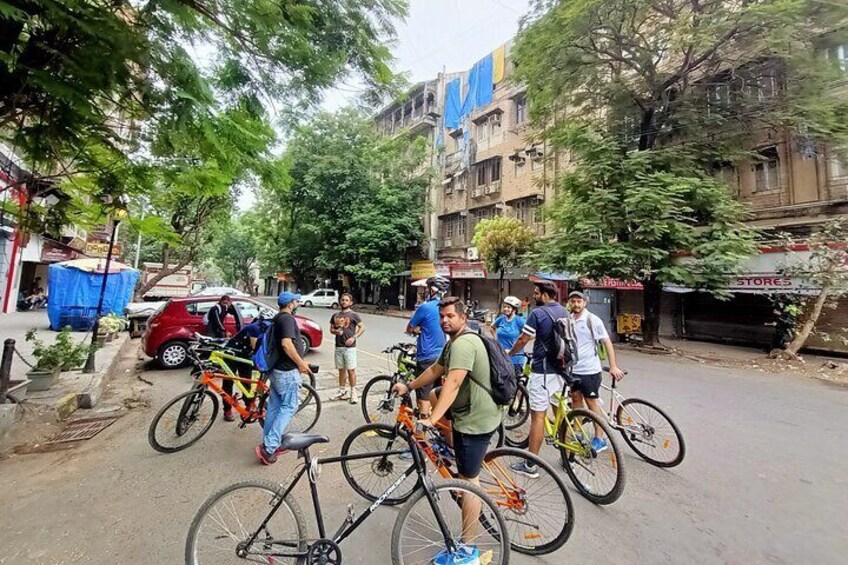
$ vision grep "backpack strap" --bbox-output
[445,332,495,398]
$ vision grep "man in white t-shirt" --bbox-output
[567,291,625,453]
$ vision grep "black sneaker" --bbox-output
[254,444,278,465]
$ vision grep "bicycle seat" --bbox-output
[279,433,329,452]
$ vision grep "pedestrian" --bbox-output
[563,291,625,452]
[521,296,530,317]
[398,292,405,310]
[768,299,800,353]
[255,292,313,465]
[405,276,450,417]
[329,293,365,404]
[392,296,502,558]
[490,296,526,376]
[506,282,568,477]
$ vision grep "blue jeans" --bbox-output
[262,368,301,452]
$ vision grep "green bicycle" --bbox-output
[360,343,418,426]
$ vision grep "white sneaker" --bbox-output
[331,389,350,401]
[349,389,358,404]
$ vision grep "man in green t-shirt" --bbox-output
[393,296,502,548]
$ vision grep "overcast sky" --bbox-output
[240,0,531,209]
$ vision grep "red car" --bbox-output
[142,296,323,369]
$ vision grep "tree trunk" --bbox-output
[641,276,663,346]
[498,269,504,307]
[135,258,191,299]
[785,288,829,356]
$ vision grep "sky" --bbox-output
[239,0,532,209]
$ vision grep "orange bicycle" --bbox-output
[339,394,575,555]
[148,339,321,454]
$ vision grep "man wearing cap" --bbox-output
[567,290,625,454]
[255,291,313,465]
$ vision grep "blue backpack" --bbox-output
[251,315,280,373]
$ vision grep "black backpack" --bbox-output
[539,306,578,376]
[452,331,517,406]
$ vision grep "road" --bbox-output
[1,307,847,564]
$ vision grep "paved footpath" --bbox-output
[0,309,847,564]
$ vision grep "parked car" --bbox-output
[142,296,323,369]
[126,287,249,337]
[300,288,340,308]
[194,286,248,297]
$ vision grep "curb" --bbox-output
[77,333,134,409]
[56,393,79,421]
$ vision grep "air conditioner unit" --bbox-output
[472,187,482,198]
[490,114,502,127]
[444,239,453,248]
[467,247,480,260]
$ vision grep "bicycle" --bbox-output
[342,393,575,555]
[148,337,322,453]
[602,368,686,467]
[185,429,511,564]
[360,343,418,426]
[503,370,626,505]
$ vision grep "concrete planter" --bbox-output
[0,403,19,438]
[27,368,61,391]
[5,379,30,402]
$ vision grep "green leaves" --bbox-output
[472,217,538,276]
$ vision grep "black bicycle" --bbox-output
[185,428,511,564]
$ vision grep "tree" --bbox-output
[514,0,848,345]
[472,216,538,305]
[773,221,848,358]
[213,215,260,294]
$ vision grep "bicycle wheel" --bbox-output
[185,480,306,565]
[557,408,626,505]
[616,398,686,467]
[482,447,574,555]
[287,383,321,434]
[361,374,398,425]
[341,422,422,506]
[392,478,510,565]
[148,388,218,453]
[503,384,530,431]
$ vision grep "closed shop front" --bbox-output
[682,292,774,346]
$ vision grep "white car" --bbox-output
[193,286,248,297]
[299,289,340,308]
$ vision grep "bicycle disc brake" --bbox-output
[307,538,341,565]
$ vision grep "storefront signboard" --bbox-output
[411,260,436,279]
[582,277,643,290]
[450,263,487,279]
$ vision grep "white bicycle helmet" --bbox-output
[503,296,521,309]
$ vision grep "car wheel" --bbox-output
[157,341,189,369]
[300,333,311,355]
[303,301,313,307]
[331,302,339,309]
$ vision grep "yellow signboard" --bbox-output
[411,261,436,280]
[617,314,642,335]
[85,242,121,258]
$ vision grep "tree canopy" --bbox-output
[472,216,537,304]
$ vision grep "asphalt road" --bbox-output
[1,307,847,564]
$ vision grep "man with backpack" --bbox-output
[506,282,569,477]
[566,290,625,453]
[222,315,273,421]
[254,292,313,465]
[392,297,506,554]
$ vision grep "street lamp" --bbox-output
[83,198,129,374]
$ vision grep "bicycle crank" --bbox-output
[307,538,342,565]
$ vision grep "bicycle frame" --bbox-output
[196,368,269,421]
[241,434,457,559]
[541,386,592,458]
[205,350,262,400]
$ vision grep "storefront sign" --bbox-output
[41,241,75,262]
[435,263,452,277]
[450,263,487,279]
[582,277,643,290]
[411,260,436,279]
[85,241,122,258]
[276,272,290,282]
[617,314,642,335]
[88,224,113,242]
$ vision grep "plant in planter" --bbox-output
[25,327,96,390]
[98,314,129,341]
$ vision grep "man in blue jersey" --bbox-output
[406,275,450,417]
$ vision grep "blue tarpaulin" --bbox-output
[444,78,462,129]
[47,261,140,331]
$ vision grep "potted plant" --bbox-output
[25,327,95,391]
[98,314,129,341]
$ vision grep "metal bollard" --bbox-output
[0,338,13,404]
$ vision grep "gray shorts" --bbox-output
[334,347,358,370]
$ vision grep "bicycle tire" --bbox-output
[503,383,530,431]
[616,397,686,467]
[185,479,307,565]
[287,383,321,434]
[557,407,626,505]
[361,374,397,425]
[482,447,574,555]
[148,388,218,454]
[391,478,510,565]
[340,422,422,506]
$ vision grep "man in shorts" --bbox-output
[329,293,365,404]
[566,291,625,452]
[405,276,449,417]
[393,297,502,553]
[506,282,567,477]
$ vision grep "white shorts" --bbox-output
[528,372,566,412]
[334,347,358,370]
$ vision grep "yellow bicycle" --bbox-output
[507,372,626,505]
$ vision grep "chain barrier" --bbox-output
[12,345,35,370]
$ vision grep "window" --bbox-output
[489,113,502,137]
[490,159,501,183]
[514,157,526,176]
[477,164,487,187]
[186,301,217,316]
[713,162,739,193]
[514,95,527,126]
[513,198,540,226]
[441,214,467,244]
[235,301,260,320]
[829,151,848,180]
[531,157,544,172]
[475,158,501,187]
[742,70,778,102]
[824,43,848,72]
[754,147,781,192]
[706,82,731,116]
[477,119,489,140]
